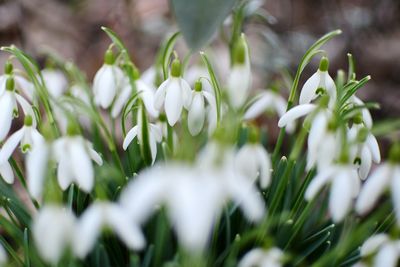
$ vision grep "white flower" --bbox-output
[277,103,317,129]
[32,205,76,264]
[348,124,381,179]
[73,202,145,258]
[120,143,265,251]
[154,59,192,126]
[0,62,33,100]
[187,80,217,136]
[111,78,159,119]
[356,234,400,267]
[244,91,293,132]
[0,161,14,184]
[349,96,373,129]
[53,135,103,192]
[0,115,43,165]
[0,78,34,141]
[356,163,400,221]
[123,104,162,164]
[235,143,272,189]
[41,69,68,98]
[93,50,124,109]
[305,165,360,222]
[238,247,284,267]
[299,57,336,108]
[26,137,49,199]
[0,243,6,266]
[227,34,251,109]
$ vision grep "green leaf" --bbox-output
[171,0,237,50]
[161,32,180,80]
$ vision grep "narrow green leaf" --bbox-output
[24,228,30,267]
[161,32,180,80]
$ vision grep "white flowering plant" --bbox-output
[0,1,397,267]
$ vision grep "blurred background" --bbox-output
[0,0,399,119]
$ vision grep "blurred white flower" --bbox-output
[305,165,360,222]
[356,163,400,221]
[120,143,265,251]
[349,96,373,129]
[0,115,44,165]
[244,91,294,132]
[0,161,14,184]
[227,34,251,109]
[235,143,272,189]
[187,80,217,136]
[93,50,124,109]
[123,104,162,164]
[277,103,317,129]
[0,78,34,141]
[0,62,34,100]
[53,134,103,192]
[41,69,68,98]
[355,234,400,267]
[73,202,145,258]
[154,59,192,126]
[238,247,284,267]
[26,137,49,199]
[33,206,76,264]
[0,242,6,266]
[299,57,336,108]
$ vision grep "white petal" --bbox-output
[0,242,7,265]
[0,92,15,141]
[361,234,389,256]
[278,104,316,128]
[111,83,131,118]
[356,165,391,215]
[329,169,354,222]
[149,134,158,164]
[164,78,183,126]
[243,92,275,120]
[227,65,250,109]
[180,79,192,109]
[15,75,34,101]
[358,146,372,180]
[150,124,163,142]
[42,69,68,98]
[188,92,205,135]
[27,142,49,198]
[373,243,399,267]
[73,204,104,258]
[69,138,94,192]
[0,128,24,164]
[57,156,73,190]
[235,145,258,182]
[0,161,14,184]
[15,94,36,127]
[322,72,337,107]
[305,167,336,201]
[86,142,103,166]
[238,248,265,267]
[154,79,169,111]
[299,71,320,105]
[123,126,138,150]
[107,204,146,250]
[137,80,159,118]
[367,134,381,163]
[254,145,272,189]
[94,66,120,109]
[391,166,400,225]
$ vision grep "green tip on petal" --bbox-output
[104,49,115,65]
[194,80,202,92]
[24,115,33,126]
[170,59,181,77]
[319,57,329,72]
[6,77,14,91]
[4,61,13,75]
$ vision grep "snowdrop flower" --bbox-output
[41,68,68,98]
[348,122,381,179]
[120,144,265,251]
[0,115,44,165]
[244,90,294,133]
[299,57,336,108]
[278,103,318,129]
[154,58,191,126]
[0,61,33,100]
[0,77,34,141]
[33,205,76,264]
[93,49,124,109]
[348,95,373,129]
[238,247,284,267]
[187,80,217,135]
[26,137,49,199]
[111,71,159,119]
[305,164,360,222]
[123,104,162,164]
[53,128,103,192]
[73,202,145,258]
[0,243,6,266]
[356,160,400,221]
[227,34,251,109]
[235,140,272,189]
[355,234,400,267]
